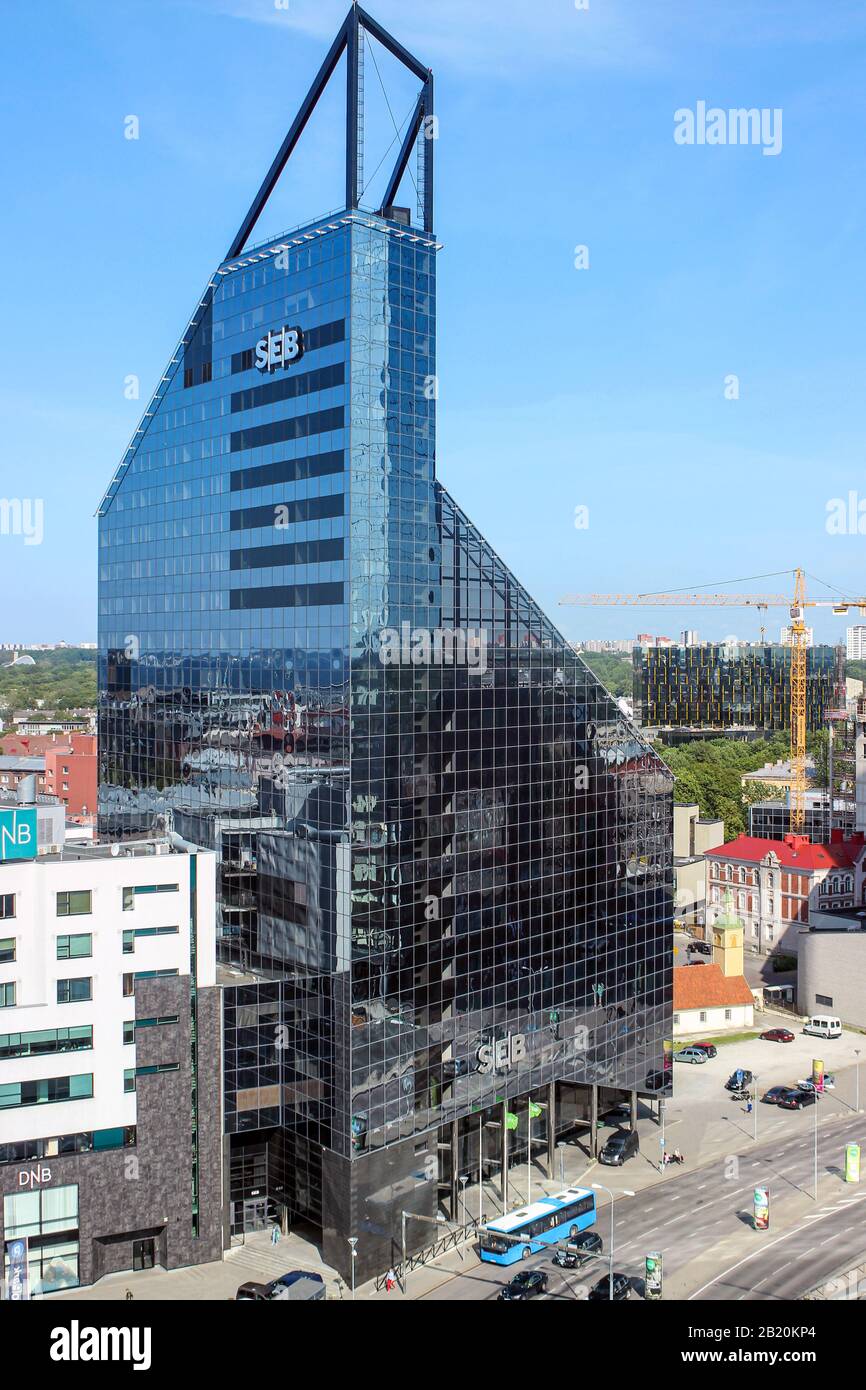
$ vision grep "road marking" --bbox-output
[689,1200,866,1299]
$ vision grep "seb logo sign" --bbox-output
[255,325,304,373]
[0,807,37,861]
[476,1033,527,1075]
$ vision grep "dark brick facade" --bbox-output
[0,977,224,1293]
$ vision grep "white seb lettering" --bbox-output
[254,325,304,372]
[476,1034,527,1075]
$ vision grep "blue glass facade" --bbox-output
[99,197,673,1285]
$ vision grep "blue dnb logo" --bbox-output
[0,807,37,861]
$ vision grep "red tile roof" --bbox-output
[703,833,864,871]
[673,965,755,1011]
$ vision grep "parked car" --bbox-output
[691,941,713,956]
[777,1088,816,1110]
[691,1042,718,1058]
[761,1086,791,1105]
[725,1070,754,1091]
[761,1028,795,1043]
[587,1272,631,1301]
[498,1269,548,1301]
[599,1129,640,1166]
[675,1047,709,1064]
[803,1015,842,1039]
[552,1231,603,1269]
[235,1281,277,1302]
[797,1075,835,1092]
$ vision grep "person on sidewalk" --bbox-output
[385,1268,396,1292]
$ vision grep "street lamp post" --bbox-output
[855,1051,861,1113]
[813,1090,819,1201]
[658,1099,666,1171]
[348,1236,358,1301]
[557,1141,566,1186]
[459,1174,469,1230]
[592,1182,635,1300]
[752,1075,759,1142]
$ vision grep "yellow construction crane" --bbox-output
[560,568,866,833]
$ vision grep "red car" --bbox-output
[761,1028,795,1043]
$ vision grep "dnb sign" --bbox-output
[0,807,37,861]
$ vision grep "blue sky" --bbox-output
[2,0,865,644]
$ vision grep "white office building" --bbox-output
[0,837,224,1296]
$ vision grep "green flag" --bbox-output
[505,1111,519,1130]
[529,1102,542,1119]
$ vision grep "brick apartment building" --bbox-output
[705,830,866,956]
[0,736,96,818]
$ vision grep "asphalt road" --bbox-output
[419,1106,866,1301]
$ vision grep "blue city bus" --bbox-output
[478,1187,597,1265]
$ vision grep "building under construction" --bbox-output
[633,643,837,735]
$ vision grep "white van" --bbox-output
[803,1015,842,1039]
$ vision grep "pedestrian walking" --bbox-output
[385,1267,396,1292]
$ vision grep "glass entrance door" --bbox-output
[133,1238,155,1271]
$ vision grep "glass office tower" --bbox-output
[98,7,673,1281]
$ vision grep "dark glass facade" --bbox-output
[634,643,836,731]
[99,202,673,1283]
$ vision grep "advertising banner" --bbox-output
[845,1143,861,1184]
[812,1058,825,1093]
[753,1185,770,1231]
[5,1237,29,1300]
[645,1251,663,1299]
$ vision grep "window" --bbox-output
[738,867,746,884]
[135,1063,179,1077]
[0,983,15,1008]
[123,969,177,998]
[132,926,179,938]
[135,1015,179,1031]
[123,1069,136,1093]
[816,993,833,1007]
[123,931,135,954]
[673,1013,680,1025]
[0,895,15,920]
[724,1009,732,1021]
[56,934,92,960]
[699,1011,707,1023]
[123,884,179,911]
[0,1074,93,1108]
[123,1021,135,1045]
[56,978,92,1005]
[0,938,15,964]
[0,1026,92,1060]
[56,891,92,918]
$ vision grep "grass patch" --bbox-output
[679,1030,762,1048]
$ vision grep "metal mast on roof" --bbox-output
[226,4,434,260]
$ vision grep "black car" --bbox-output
[777,1088,816,1110]
[725,1070,754,1091]
[552,1231,604,1269]
[599,1129,640,1166]
[761,1085,790,1105]
[588,1272,631,1301]
[498,1270,548,1301]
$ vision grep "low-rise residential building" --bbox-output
[0,757,47,797]
[673,966,755,1036]
[705,831,866,956]
[0,835,224,1295]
